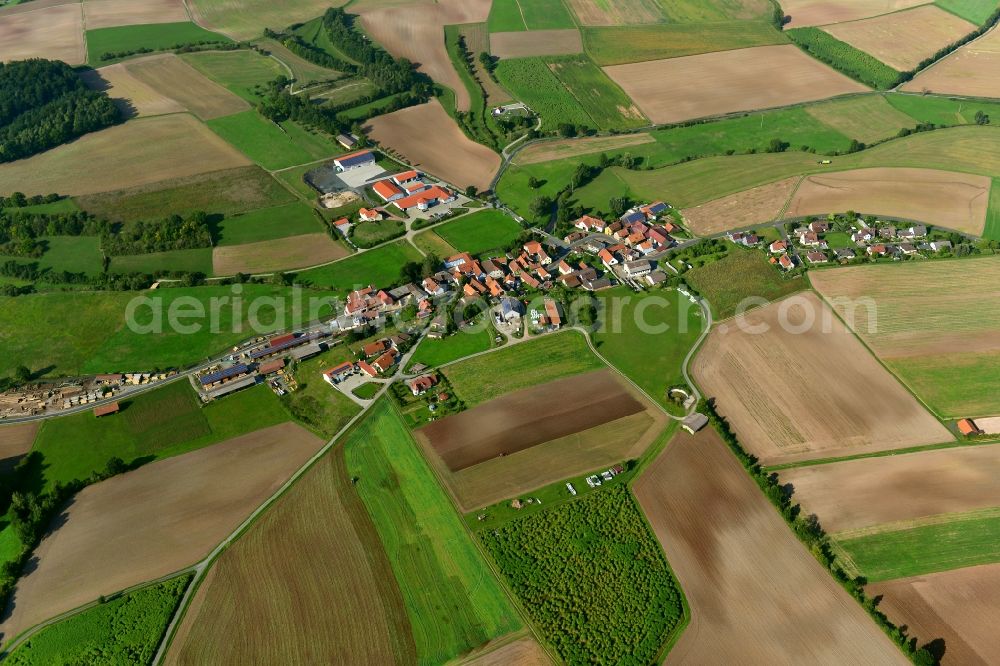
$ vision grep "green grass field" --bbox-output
[109,247,214,276]
[804,95,917,145]
[985,178,1000,241]
[13,199,80,215]
[86,22,232,64]
[658,0,775,21]
[296,241,421,294]
[838,512,1000,581]
[207,111,342,170]
[343,401,521,663]
[885,93,1000,127]
[35,236,104,275]
[409,328,494,368]
[351,382,381,400]
[273,163,321,201]
[6,576,190,665]
[182,49,286,102]
[480,484,685,665]
[254,37,343,83]
[443,331,603,406]
[412,229,457,257]
[495,57,593,130]
[31,381,289,491]
[547,56,647,129]
[281,346,360,439]
[583,22,787,65]
[488,0,576,30]
[885,351,1000,417]
[215,202,322,246]
[351,219,405,248]
[488,0,527,31]
[590,286,703,409]
[433,210,523,256]
[787,27,899,89]
[74,166,294,223]
[935,0,998,24]
[684,250,804,320]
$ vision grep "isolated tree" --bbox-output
[528,176,542,189]
[13,365,31,385]
[557,123,577,138]
[529,196,553,220]
[975,110,990,125]
[465,185,478,198]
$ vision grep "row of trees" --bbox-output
[101,212,212,256]
[0,59,119,162]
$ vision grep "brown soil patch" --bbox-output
[515,132,654,165]
[212,233,348,275]
[0,422,324,642]
[165,447,415,665]
[564,0,663,25]
[783,167,991,236]
[125,53,249,120]
[490,29,583,57]
[460,633,551,666]
[780,444,1000,534]
[0,114,251,197]
[781,0,928,28]
[604,45,868,125]
[83,0,188,29]
[356,0,491,112]
[0,0,78,16]
[0,422,38,473]
[80,63,186,118]
[418,369,644,471]
[869,563,1000,665]
[974,416,1000,434]
[0,3,84,65]
[634,428,908,664]
[691,292,952,466]
[682,176,800,235]
[823,6,975,71]
[902,24,1000,98]
[366,99,501,191]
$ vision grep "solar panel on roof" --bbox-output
[200,363,249,385]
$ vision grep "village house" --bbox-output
[623,259,652,278]
[620,209,646,226]
[852,229,875,245]
[574,215,606,233]
[729,231,759,247]
[500,296,525,322]
[778,254,796,270]
[336,133,358,150]
[639,201,668,219]
[332,217,351,237]
[898,224,927,240]
[836,248,856,260]
[333,150,375,172]
[806,251,828,264]
[770,239,788,253]
[931,240,953,252]
[407,374,437,396]
[537,298,562,329]
[393,185,456,213]
[372,179,404,202]
[523,240,552,264]
[393,170,420,185]
[359,207,382,222]
[867,243,889,257]
[808,221,830,233]
[322,361,355,385]
[363,339,389,358]
[797,231,826,248]
[898,242,919,255]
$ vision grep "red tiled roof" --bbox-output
[373,180,403,200]
[93,402,120,417]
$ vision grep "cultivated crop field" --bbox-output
[181,49,286,103]
[188,0,346,40]
[85,21,230,64]
[681,176,800,236]
[781,0,928,27]
[811,258,1000,416]
[784,167,991,235]
[207,110,343,171]
[787,27,902,89]
[124,53,249,120]
[604,45,868,125]
[80,62,185,118]
[0,422,324,643]
[495,57,593,130]
[0,114,250,197]
[212,233,349,275]
[488,0,576,30]
[822,5,975,72]
[869,563,1000,666]
[297,240,421,295]
[547,56,647,129]
[215,201,321,246]
[366,99,501,191]
[583,22,786,65]
[691,292,953,465]
[343,401,521,663]
[903,23,1000,98]
[514,133,654,165]
[684,249,805,320]
[804,94,916,144]
[83,0,189,29]
[0,2,85,64]
[166,449,415,665]
[633,428,908,664]
[490,29,582,57]
[564,0,663,24]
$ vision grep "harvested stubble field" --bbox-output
[490,29,583,57]
[461,634,550,666]
[0,422,37,472]
[357,0,490,112]
[902,24,1000,98]
[420,370,644,470]
[564,0,663,25]
[604,45,868,125]
[804,94,916,145]
[691,292,952,466]
[583,22,788,65]
[212,233,348,275]
[165,448,415,665]
[83,0,189,29]
[514,133,654,165]
[781,0,927,27]
[80,63,185,118]
[822,5,975,72]
[366,99,501,191]
[681,176,801,235]
[783,167,991,235]
[780,444,1000,534]
[869,563,1000,666]
[811,258,1000,416]
[0,422,325,643]
[634,428,908,664]
[189,0,348,40]
[124,53,249,120]
[0,3,85,65]
[0,114,250,197]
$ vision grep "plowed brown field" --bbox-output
[902,24,1000,98]
[0,422,323,642]
[604,45,867,125]
[211,233,348,275]
[682,176,800,235]
[634,428,908,664]
[461,634,551,666]
[366,99,501,191]
[83,0,189,29]
[783,167,991,235]
[869,563,1000,665]
[691,292,952,465]
[781,0,927,28]
[0,3,84,65]
[780,444,1000,534]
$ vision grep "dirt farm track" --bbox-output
[0,422,324,643]
[634,429,908,664]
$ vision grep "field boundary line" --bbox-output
[774,174,806,220]
[834,506,1000,541]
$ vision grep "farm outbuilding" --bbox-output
[93,402,120,418]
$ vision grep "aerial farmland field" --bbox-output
[0,3,85,65]
[583,22,787,65]
[297,240,421,295]
[684,250,805,320]
[490,29,583,57]
[803,94,917,144]
[681,176,801,236]
[633,428,908,664]
[85,21,231,64]
[80,62,186,118]
[189,0,347,39]
[902,23,1000,98]
[811,258,1000,416]
[123,53,249,120]
[82,0,189,29]
[781,0,928,27]
[212,233,349,275]
[433,209,523,255]
[691,292,953,465]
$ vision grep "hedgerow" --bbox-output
[787,28,902,89]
